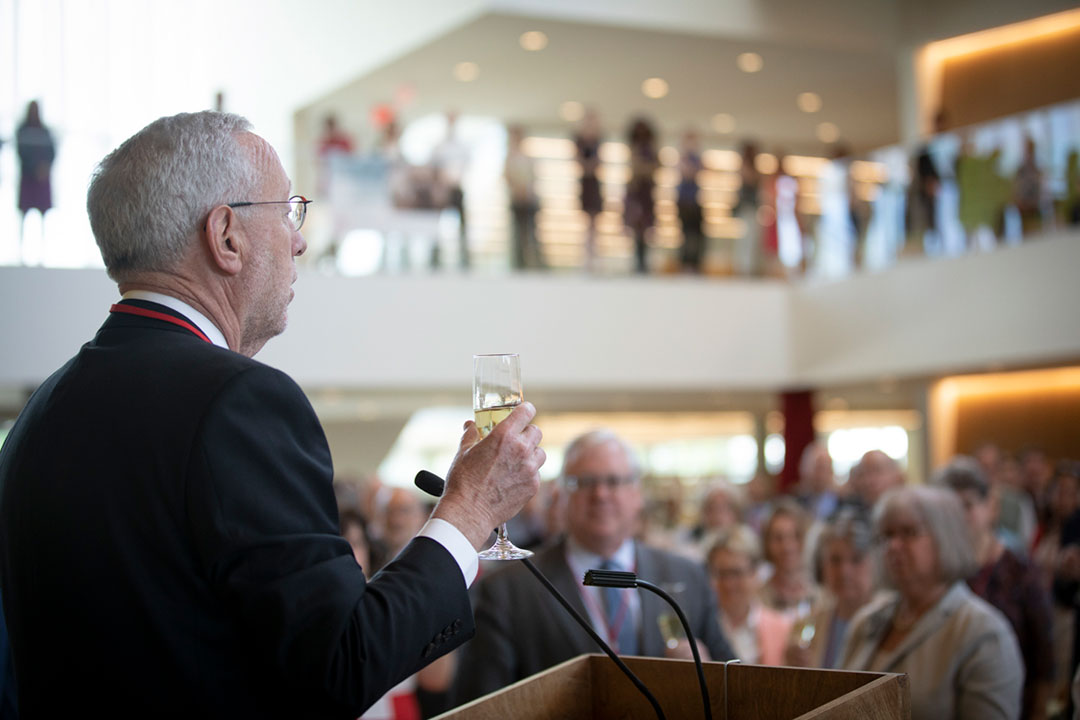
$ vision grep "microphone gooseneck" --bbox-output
[520,559,665,720]
[413,470,666,720]
[584,570,713,720]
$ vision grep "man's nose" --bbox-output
[294,230,307,257]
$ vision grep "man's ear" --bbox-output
[204,205,243,275]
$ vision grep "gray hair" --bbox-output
[873,485,977,586]
[707,524,762,568]
[561,429,642,479]
[932,455,991,499]
[811,508,873,584]
[87,111,258,280]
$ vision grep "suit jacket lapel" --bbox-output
[635,546,666,656]
[535,540,598,655]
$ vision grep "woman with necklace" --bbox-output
[758,499,818,620]
[839,485,1023,720]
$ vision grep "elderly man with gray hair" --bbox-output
[452,430,734,706]
[0,111,545,718]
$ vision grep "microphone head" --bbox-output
[414,470,446,497]
[584,568,638,588]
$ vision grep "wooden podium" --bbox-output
[436,654,909,719]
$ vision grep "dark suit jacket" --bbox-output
[452,537,734,705]
[0,300,473,718]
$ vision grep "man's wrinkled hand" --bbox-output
[432,402,546,550]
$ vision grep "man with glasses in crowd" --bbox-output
[0,111,545,717]
[452,429,733,706]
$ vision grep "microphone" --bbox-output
[415,469,446,497]
[584,568,713,720]
[413,470,666,720]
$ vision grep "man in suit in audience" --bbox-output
[452,430,734,705]
[0,110,545,718]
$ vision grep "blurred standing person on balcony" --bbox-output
[938,457,1054,720]
[840,486,1023,720]
[677,129,705,273]
[575,109,603,271]
[504,125,541,270]
[907,142,940,255]
[317,113,355,157]
[433,111,470,269]
[733,141,762,277]
[1065,150,1079,226]
[624,118,658,274]
[1014,136,1044,238]
[16,100,56,259]
[315,113,356,267]
[956,135,999,252]
[774,154,803,275]
[814,144,856,278]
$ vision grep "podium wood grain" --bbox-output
[436,655,909,720]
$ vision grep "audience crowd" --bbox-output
[336,438,1080,720]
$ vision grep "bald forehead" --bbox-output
[237,131,290,193]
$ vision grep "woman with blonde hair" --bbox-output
[707,526,792,665]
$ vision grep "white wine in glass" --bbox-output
[474,353,533,560]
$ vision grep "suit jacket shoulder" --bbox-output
[0,310,473,718]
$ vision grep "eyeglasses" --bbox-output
[228,195,311,231]
[562,475,638,492]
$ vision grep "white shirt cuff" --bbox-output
[418,518,479,588]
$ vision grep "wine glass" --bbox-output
[474,353,533,560]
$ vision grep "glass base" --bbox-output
[478,535,533,560]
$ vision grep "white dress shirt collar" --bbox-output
[121,290,229,349]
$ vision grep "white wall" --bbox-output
[3,232,1078,398]
[788,232,1080,386]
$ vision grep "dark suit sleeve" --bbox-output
[451,565,521,706]
[186,365,474,715]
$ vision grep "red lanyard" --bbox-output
[109,303,212,344]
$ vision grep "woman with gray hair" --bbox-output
[839,485,1023,720]
[786,509,876,669]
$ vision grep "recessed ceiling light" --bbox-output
[453,61,479,82]
[641,77,669,99]
[519,31,548,51]
[736,52,763,73]
[711,113,736,134]
[817,122,840,144]
[560,101,585,122]
[797,92,822,113]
